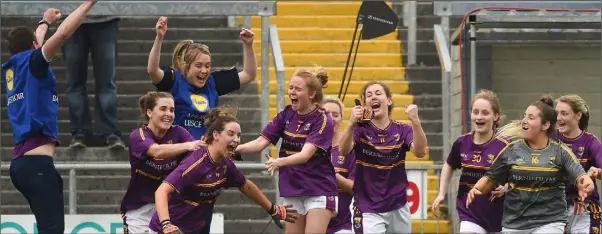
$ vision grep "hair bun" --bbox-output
[539,95,554,107]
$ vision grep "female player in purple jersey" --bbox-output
[235,66,338,234]
[339,81,428,234]
[323,96,356,234]
[467,96,595,233]
[120,92,204,233]
[431,89,508,233]
[151,106,298,234]
[555,94,602,234]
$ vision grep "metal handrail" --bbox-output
[0,162,443,217]
[433,23,458,233]
[405,1,418,65]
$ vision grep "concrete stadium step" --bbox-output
[43,66,407,83]
[2,190,277,211]
[0,106,265,124]
[1,93,262,110]
[0,28,242,42]
[276,1,392,16]
[258,67,406,81]
[242,15,370,28]
[1,204,275,220]
[37,66,230,83]
[256,53,402,67]
[252,28,399,40]
[0,129,263,148]
[269,94,442,109]
[0,53,241,68]
[0,160,270,176]
[0,120,263,138]
[116,40,243,54]
[0,16,230,29]
[253,40,401,54]
[0,174,273,191]
[257,80,409,95]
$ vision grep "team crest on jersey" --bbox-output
[285,120,290,126]
[5,69,14,91]
[190,94,209,112]
[328,196,335,201]
[304,123,311,131]
[337,155,345,164]
[593,227,599,234]
[579,147,585,156]
[487,154,494,163]
[393,133,400,142]
[460,153,468,160]
[549,156,556,165]
[511,155,525,164]
[353,217,362,228]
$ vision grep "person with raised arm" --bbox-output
[2,1,97,233]
[338,81,428,234]
[147,16,257,141]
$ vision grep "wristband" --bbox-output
[38,20,51,27]
[160,219,172,227]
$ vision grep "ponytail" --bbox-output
[171,40,193,73]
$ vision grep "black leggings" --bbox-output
[10,155,64,234]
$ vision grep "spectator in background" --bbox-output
[61,15,124,149]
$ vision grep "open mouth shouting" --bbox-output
[226,143,238,156]
[474,120,486,128]
[370,100,381,113]
[290,96,299,107]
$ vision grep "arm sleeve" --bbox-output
[29,48,50,79]
[305,112,334,152]
[559,145,588,185]
[177,126,195,143]
[260,108,286,145]
[347,152,357,181]
[154,67,175,91]
[213,67,241,96]
[445,139,463,169]
[129,128,158,159]
[589,137,602,168]
[484,145,511,185]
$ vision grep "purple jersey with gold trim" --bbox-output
[556,131,602,205]
[149,147,247,233]
[350,121,412,213]
[446,132,508,232]
[327,146,356,233]
[120,125,194,214]
[261,105,337,197]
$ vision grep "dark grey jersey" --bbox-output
[485,139,586,230]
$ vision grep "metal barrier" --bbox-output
[0,163,450,234]
[0,162,269,215]
[403,1,418,66]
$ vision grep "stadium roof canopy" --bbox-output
[433,1,601,45]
